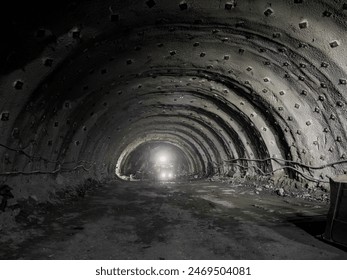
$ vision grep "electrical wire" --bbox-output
[225,157,344,183]
[0,143,94,166]
[232,163,329,183]
[0,164,94,176]
[224,157,347,170]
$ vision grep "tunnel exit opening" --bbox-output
[115,141,202,182]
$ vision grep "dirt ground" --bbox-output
[0,180,346,260]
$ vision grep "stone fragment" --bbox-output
[44,58,53,67]
[323,10,332,17]
[1,112,9,121]
[179,1,188,10]
[146,0,156,8]
[299,20,308,29]
[110,14,119,22]
[330,40,339,48]
[72,30,80,39]
[14,80,24,90]
[225,1,237,10]
[276,188,285,196]
[36,29,46,37]
[264,8,274,17]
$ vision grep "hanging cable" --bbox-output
[224,157,346,183]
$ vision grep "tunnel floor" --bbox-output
[1,180,347,260]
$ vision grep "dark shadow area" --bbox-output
[0,0,91,74]
[287,214,347,253]
[288,214,327,236]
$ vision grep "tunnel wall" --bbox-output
[1,0,347,202]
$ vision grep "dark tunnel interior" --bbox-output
[1,0,347,260]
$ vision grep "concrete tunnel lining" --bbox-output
[6,69,290,178]
[2,7,347,179]
[2,0,347,260]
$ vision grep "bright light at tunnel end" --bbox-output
[116,143,184,181]
[157,153,169,164]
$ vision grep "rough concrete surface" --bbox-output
[1,181,346,260]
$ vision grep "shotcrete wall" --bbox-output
[1,0,347,202]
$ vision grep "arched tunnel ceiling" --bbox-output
[1,0,347,182]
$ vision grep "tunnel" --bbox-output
[1,0,347,259]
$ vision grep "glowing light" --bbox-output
[168,173,173,178]
[161,172,167,179]
[158,155,168,163]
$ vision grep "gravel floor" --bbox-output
[1,180,346,260]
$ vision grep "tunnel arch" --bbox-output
[1,0,347,189]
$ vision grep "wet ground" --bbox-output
[1,180,347,259]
